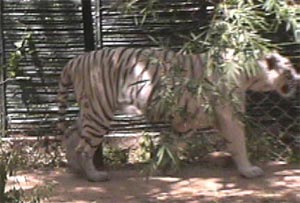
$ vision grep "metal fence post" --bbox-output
[82,0,95,51]
[95,0,103,48]
[0,0,7,137]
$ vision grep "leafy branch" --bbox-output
[1,33,35,81]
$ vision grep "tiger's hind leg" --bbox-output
[64,119,109,182]
[79,154,109,182]
[63,121,82,174]
[71,83,116,181]
[76,140,109,182]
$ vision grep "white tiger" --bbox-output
[57,47,299,181]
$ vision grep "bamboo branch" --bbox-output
[0,77,30,85]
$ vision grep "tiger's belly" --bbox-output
[171,110,213,132]
[144,94,214,133]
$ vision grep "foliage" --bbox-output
[3,184,53,203]
[103,145,129,166]
[0,140,23,202]
[0,33,35,87]
[117,0,299,173]
[263,0,298,31]
[0,140,54,203]
[137,133,155,163]
[138,132,181,176]
[112,0,160,24]
[0,29,58,201]
[5,33,34,78]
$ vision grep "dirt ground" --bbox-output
[7,161,300,203]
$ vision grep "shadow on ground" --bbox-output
[7,162,300,203]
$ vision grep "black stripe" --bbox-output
[132,54,152,102]
[115,48,130,98]
[107,48,119,108]
[102,68,113,111]
[135,81,147,98]
[140,49,154,74]
[146,81,160,105]
[161,50,171,72]
[61,63,74,86]
[189,55,194,76]
[85,52,93,98]
[94,90,114,124]
[120,49,144,90]
[183,97,188,112]
[151,63,160,83]
[91,49,106,107]
[129,88,135,105]
[91,50,98,63]
[76,55,86,96]
[83,113,110,132]
[133,50,154,100]
[144,51,166,105]
[85,94,113,126]
[101,50,114,112]
[177,53,183,70]
[64,59,75,74]
[162,50,169,60]
[81,122,108,141]
[80,135,100,148]
[83,123,106,138]
[121,69,129,89]
[128,48,144,75]
[60,80,72,87]
[107,50,117,101]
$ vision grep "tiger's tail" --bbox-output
[57,65,73,136]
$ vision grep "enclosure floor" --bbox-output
[7,162,300,203]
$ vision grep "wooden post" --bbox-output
[81,0,103,167]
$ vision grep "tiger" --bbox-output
[57,47,299,181]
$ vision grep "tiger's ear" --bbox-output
[257,53,275,72]
[265,53,277,71]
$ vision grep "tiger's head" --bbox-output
[248,51,300,97]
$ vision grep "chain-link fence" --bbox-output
[245,90,300,161]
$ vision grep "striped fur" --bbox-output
[58,47,204,143]
[58,47,299,181]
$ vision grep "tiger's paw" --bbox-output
[85,170,109,182]
[239,166,264,178]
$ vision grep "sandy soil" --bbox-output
[7,161,300,203]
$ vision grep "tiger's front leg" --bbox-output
[216,105,264,178]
